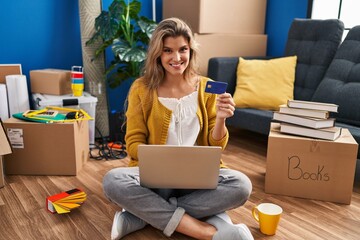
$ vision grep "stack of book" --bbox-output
[46,188,87,214]
[273,100,342,141]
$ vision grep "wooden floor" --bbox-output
[1,128,359,240]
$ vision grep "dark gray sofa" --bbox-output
[208,19,360,182]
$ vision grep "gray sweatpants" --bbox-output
[103,167,252,237]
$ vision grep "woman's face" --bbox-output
[160,36,190,77]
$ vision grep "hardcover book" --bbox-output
[280,123,342,141]
[279,104,329,119]
[273,112,335,129]
[287,100,338,112]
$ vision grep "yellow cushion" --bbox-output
[233,56,297,111]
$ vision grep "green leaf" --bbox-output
[109,0,125,19]
[128,0,141,20]
[123,48,146,62]
[112,39,146,62]
[138,18,157,38]
[93,39,113,57]
[95,11,119,41]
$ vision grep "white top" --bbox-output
[158,91,200,146]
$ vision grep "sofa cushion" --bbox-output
[227,108,274,135]
[285,19,344,101]
[233,56,297,111]
[312,26,360,127]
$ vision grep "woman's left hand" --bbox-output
[216,93,235,119]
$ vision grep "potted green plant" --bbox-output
[86,0,157,88]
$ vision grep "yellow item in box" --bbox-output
[21,106,93,123]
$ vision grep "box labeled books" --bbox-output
[265,123,358,204]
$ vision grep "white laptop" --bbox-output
[138,145,222,189]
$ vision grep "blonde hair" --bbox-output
[123,18,199,129]
[142,17,199,90]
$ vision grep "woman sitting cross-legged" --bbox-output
[103,17,253,240]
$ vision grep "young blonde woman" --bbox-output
[103,18,253,240]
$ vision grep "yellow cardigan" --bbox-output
[125,76,229,167]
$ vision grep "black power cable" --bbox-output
[89,126,127,160]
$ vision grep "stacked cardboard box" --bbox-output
[163,0,268,75]
[30,69,72,95]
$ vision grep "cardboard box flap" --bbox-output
[0,120,12,155]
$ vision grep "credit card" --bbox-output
[205,81,228,94]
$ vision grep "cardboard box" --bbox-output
[195,33,267,75]
[163,0,267,34]
[265,123,358,204]
[30,69,72,95]
[0,120,12,188]
[3,118,89,176]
